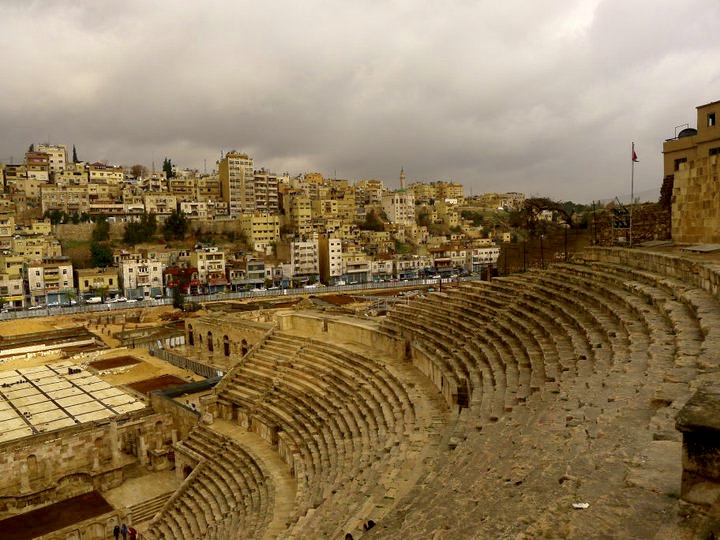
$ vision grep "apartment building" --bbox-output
[118,257,164,299]
[37,144,67,175]
[40,185,91,214]
[252,169,282,213]
[290,239,319,280]
[75,267,120,299]
[239,213,280,252]
[25,256,74,306]
[218,151,254,215]
[190,246,227,292]
[318,236,343,285]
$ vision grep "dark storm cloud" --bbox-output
[2,0,720,201]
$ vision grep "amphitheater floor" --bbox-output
[103,470,177,511]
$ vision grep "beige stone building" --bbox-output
[88,162,124,185]
[40,185,91,214]
[75,267,120,298]
[54,161,88,186]
[36,144,67,175]
[143,194,178,215]
[190,247,227,290]
[240,213,280,253]
[665,99,720,243]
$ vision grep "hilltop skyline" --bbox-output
[2,1,720,202]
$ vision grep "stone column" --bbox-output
[109,421,120,465]
[138,435,147,466]
[19,462,30,493]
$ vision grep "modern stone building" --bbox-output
[665,99,720,243]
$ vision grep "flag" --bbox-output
[632,144,639,162]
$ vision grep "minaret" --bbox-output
[400,167,406,190]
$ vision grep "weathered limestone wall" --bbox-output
[582,247,720,298]
[672,156,720,243]
[0,409,176,517]
[185,316,274,369]
[149,394,200,442]
[276,312,405,359]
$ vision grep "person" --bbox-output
[363,519,376,531]
[345,534,354,540]
[128,526,137,540]
[113,525,120,540]
[120,523,128,540]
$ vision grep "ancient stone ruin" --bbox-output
[3,246,720,538]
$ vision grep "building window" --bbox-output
[710,147,720,156]
[674,157,688,171]
[709,113,717,127]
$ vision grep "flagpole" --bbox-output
[630,142,635,247]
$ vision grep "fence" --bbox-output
[148,346,224,379]
[0,276,483,322]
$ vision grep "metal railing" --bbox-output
[0,276,481,321]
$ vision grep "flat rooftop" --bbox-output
[0,361,146,443]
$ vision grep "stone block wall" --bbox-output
[0,410,177,517]
[672,155,720,243]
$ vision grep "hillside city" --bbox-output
[0,144,537,310]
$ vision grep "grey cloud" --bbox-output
[2,0,720,201]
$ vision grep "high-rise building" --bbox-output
[218,151,254,216]
[37,144,67,175]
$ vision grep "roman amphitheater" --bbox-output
[4,247,720,539]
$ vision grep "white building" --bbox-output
[382,190,416,225]
[118,258,164,299]
[25,257,74,306]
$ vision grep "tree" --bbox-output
[163,209,189,240]
[360,209,385,232]
[72,145,79,163]
[92,217,110,242]
[172,285,185,309]
[90,241,113,267]
[131,164,147,179]
[163,157,175,179]
[123,211,157,245]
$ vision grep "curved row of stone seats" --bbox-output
[550,259,720,438]
[521,265,674,379]
[214,332,418,536]
[491,274,623,374]
[425,286,551,393]
[451,281,570,385]
[145,426,272,540]
[388,298,514,417]
[382,269,627,419]
[373,257,720,538]
[576,260,712,363]
[382,261,687,450]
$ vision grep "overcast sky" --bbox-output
[2,1,719,202]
